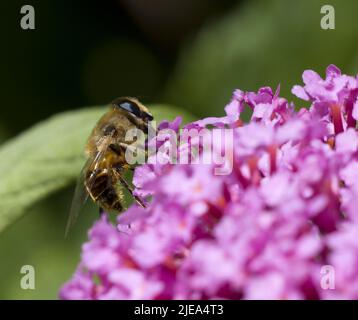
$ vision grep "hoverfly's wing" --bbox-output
[65,159,91,237]
[65,136,114,237]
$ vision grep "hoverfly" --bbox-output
[65,97,153,236]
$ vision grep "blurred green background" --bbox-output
[0,0,357,299]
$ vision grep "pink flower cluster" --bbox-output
[60,65,358,299]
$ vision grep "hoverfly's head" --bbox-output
[111,97,154,134]
[112,97,153,122]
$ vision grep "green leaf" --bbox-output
[0,104,195,234]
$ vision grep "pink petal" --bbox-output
[292,85,309,100]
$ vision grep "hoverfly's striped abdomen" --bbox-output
[85,169,123,212]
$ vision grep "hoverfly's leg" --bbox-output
[113,169,146,208]
[118,142,146,153]
[110,142,149,161]
[120,176,146,208]
[99,207,105,217]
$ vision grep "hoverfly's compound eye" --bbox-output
[114,99,142,118]
[112,97,154,122]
